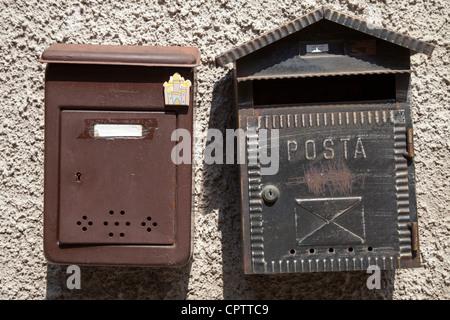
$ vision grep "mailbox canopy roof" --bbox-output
[40,43,201,68]
[216,6,434,67]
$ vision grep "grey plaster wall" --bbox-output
[0,0,448,300]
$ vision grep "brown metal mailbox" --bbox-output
[41,43,200,266]
[216,7,434,274]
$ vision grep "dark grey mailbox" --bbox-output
[216,7,434,274]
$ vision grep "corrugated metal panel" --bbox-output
[216,6,434,66]
[322,8,434,56]
[237,69,411,82]
[216,8,323,66]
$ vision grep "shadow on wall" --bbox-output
[45,71,395,300]
[46,262,192,299]
[209,71,396,300]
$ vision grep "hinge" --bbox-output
[406,128,414,158]
[411,221,419,253]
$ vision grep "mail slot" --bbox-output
[40,43,200,266]
[216,7,434,274]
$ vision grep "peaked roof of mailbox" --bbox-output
[216,6,434,66]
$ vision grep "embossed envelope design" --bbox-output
[296,197,364,245]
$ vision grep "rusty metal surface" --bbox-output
[40,43,201,67]
[216,7,434,67]
[42,47,197,266]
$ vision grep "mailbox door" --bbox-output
[58,110,176,245]
[242,104,416,273]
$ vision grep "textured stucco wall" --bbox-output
[0,0,448,300]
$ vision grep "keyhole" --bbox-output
[75,172,82,182]
[262,185,279,203]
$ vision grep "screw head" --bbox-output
[262,185,280,203]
